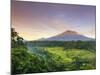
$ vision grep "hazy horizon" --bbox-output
[12,1,96,41]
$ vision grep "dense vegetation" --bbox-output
[28,40,96,52]
[11,28,96,74]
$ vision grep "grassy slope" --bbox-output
[44,47,95,60]
[43,47,96,69]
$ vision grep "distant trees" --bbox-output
[29,41,96,52]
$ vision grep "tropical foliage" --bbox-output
[11,28,96,74]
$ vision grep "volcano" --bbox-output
[39,30,94,41]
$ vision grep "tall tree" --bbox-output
[11,28,18,41]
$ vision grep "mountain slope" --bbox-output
[39,30,94,41]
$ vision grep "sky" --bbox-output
[11,0,96,41]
